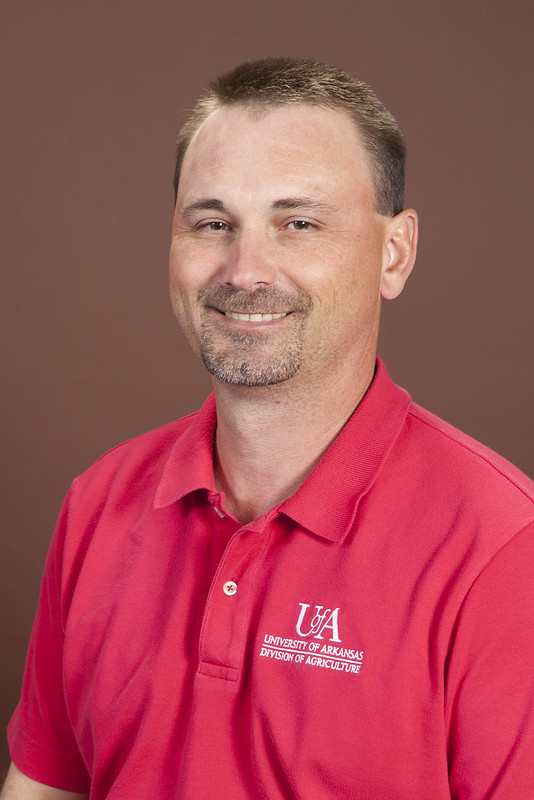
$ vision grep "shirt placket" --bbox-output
[198,517,270,682]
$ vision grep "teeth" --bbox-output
[224,312,287,322]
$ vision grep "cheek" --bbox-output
[169,244,200,305]
[303,250,383,319]
[169,238,225,294]
[168,282,203,356]
[339,238,385,299]
[169,251,198,325]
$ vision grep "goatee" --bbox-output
[197,285,312,386]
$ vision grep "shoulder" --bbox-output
[373,397,534,613]
[91,412,199,468]
[405,402,534,502]
[66,409,205,511]
[389,403,534,559]
[52,408,210,586]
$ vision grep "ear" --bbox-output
[380,209,418,301]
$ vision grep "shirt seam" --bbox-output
[407,408,534,503]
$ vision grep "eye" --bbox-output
[197,220,231,232]
[287,220,315,231]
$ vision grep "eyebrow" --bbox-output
[270,197,336,213]
[181,198,228,218]
[180,196,336,218]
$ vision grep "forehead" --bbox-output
[178,104,375,205]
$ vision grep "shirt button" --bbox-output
[223,580,238,596]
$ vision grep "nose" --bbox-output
[220,226,277,290]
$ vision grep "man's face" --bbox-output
[169,104,402,389]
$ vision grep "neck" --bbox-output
[212,358,375,524]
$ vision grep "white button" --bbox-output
[223,580,237,596]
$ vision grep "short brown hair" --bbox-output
[173,57,406,216]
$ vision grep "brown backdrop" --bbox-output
[1,0,533,776]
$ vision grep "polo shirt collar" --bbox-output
[279,358,410,542]
[154,394,218,508]
[155,358,411,543]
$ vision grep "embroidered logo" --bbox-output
[259,602,364,676]
[295,603,341,642]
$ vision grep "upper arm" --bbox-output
[446,523,534,798]
[0,763,89,800]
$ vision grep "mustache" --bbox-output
[198,285,312,314]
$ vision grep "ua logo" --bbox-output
[296,603,341,642]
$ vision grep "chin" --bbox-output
[202,354,302,387]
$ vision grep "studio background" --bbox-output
[1,0,532,777]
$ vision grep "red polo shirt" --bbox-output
[8,359,534,798]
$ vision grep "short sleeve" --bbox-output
[7,491,92,793]
[446,521,534,799]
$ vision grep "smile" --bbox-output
[222,312,288,322]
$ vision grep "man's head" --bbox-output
[173,57,406,217]
[169,94,417,392]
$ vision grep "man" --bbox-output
[3,57,533,799]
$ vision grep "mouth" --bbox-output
[221,311,288,322]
